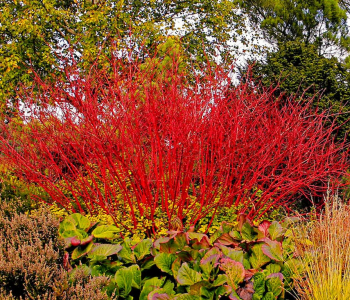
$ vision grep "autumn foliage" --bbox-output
[0,54,348,234]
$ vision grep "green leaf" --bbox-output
[154,253,176,275]
[172,257,182,279]
[88,244,122,260]
[268,221,284,240]
[177,262,202,286]
[265,263,281,275]
[219,258,245,290]
[262,240,283,261]
[66,213,91,230]
[229,230,242,240]
[253,272,266,296]
[160,233,188,254]
[262,291,275,300]
[129,264,141,289]
[200,253,220,278]
[249,244,271,269]
[266,276,283,297]
[241,221,258,241]
[140,277,165,300]
[61,229,87,239]
[59,220,76,235]
[133,238,152,260]
[71,242,94,260]
[212,274,228,287]
[119,239,136,264]
[115,267,133,298]
[92,225,120,239]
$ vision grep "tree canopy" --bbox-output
[0,0,247,108]
[241,0,350,56]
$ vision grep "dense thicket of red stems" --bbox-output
[1,55,348,233]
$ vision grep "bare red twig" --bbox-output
[1,53,348,234]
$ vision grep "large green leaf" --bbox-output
[219,258,245,290]
[177,263,202,286]
[66,213,91,230]
[92,225,121,239]
[115,267,133,298]
[139,277,165,300]
[88,244,122,260]
[119,239,136,264]
[241,221,258,241]
[265,263,281,275]
[172,257,182,279]
[200,253,220,278]
[212,274,228,287]
[262,240,283,261]
[71,242,94,260]
[59,220,76,235]
[129,264,141,289]
[133,238,152,260]
[154,253,176,275]
[249,244,271,269]
[253,272,266,296]
[266,276,283,297]
[268,221,284,241]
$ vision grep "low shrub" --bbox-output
[0,195,117,299]
[59,212,301,299]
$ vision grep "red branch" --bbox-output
[1,55,348,234]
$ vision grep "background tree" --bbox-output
[249,40,350,140]
[240,0,350,56]
[0,0,247,112]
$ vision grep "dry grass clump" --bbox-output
[292,193,350,300]
[0,193,116,299]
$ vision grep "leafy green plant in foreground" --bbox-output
[59,213,301,299]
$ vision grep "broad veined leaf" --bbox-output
[266,276,283,297]
[241,221,258,241]
[265,263,281,275]
[88,243,122,260]
[249,244,271,269]
[129,264,141,289]
[61,229,87,239]
[92,225,121,239]
[71,242,94,260]
[212,274,228,287]
[172,257,182,279]
[66,213,91,230]
[154,252,176,275]
[219,258,245,290]
[257,220,271,238]
[177,263,202,286]
[200,253,220,277]
[262,240,283,261]
[59,220,76,235]
[133,238,152,260]
[115,267,133,298]
[268,221,284,240]
[139,277,165,300]
[253,272,266,296]
[119,239,136,264]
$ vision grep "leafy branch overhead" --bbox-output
[0,0,246,105]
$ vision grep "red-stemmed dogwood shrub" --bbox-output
[0,54,348,235]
